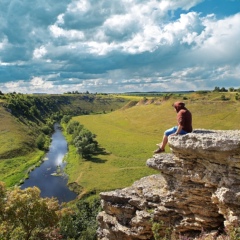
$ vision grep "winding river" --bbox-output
[21,123,77,203]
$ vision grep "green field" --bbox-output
[65,92,240,196]
[0,91,240,192]
[0,94,131,187]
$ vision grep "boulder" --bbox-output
[97,129,240,239]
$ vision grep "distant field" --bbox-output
[66,92,240,195]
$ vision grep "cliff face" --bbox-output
[97,130,240,240]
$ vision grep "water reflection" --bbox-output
[21,123,77,203]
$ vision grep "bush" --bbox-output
[235,93,239,101]
[36,134,46,150]
[41,125,52,135]
[59,197,101,240]
[0,182,67,240]
[66,121,81,134]
[61,115,72,124]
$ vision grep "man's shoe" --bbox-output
[154,148,165,154]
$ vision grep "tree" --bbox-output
[213,86,220,92]
[66,121,81,134]
[36,133,46,150]
[73,129,97,157]
[72,124,84,140]
[29,105,40,117]
[220,87,228,92]
[41,125,52,135]
[66,121,98,158]
[59,197,101,240]
[0,182,69,240]
[61,115,72,124]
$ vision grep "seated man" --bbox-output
[154,101,192,154]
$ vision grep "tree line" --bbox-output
[213,86,240,92]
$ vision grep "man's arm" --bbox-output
[172,125,183,135]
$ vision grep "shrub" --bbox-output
[36,134,46,150]
[0,182,68,240]
[41,125,52,135]
[59,197,101,240]
[61,115,72,124]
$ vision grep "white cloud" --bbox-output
[0,37,8,50]
[49,25,85,40]
[33,46,47,59]
[0,0,239,94]
[185,13,240,65]
[1,80,29,94]
[30,77,54,91]
[5,81,23,89]
[67,0,90,13]
[163,12,204,45]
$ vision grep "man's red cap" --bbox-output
[173,102,185,108]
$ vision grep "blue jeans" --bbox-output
[164,126,187,136]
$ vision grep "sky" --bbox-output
[0,0,239,94]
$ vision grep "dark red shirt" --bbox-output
[177,109,192,133]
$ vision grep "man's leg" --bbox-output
[154,126,177,154]
[160,134,168,150]
[154,135,168,153]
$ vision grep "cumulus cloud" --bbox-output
[0,0,239,93]
[33,46,47,59]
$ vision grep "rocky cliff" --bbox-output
[97,129,240,240]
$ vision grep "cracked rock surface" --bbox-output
[97,129,240,240]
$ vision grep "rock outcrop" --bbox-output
[97,129,240,239]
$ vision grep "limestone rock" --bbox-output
[97,129,240,239]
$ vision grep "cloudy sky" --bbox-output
[0,0,239,93]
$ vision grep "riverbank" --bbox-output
[20,124,77,203]
[0,151,45,187]
[0,93,131,188]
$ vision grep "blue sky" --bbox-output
[0,0,239,93]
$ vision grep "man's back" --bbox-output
[177,109,192,133]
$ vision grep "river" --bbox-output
[20,123,77,203]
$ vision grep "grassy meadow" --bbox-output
[0,105,45,186]
[0,91,239,192]
[65,91,240,196]
[0,94,131,187]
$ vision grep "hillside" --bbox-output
[67,91,240,196]
[0,104,33,158]
[0,93,131,187]
[0,91,239,189]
